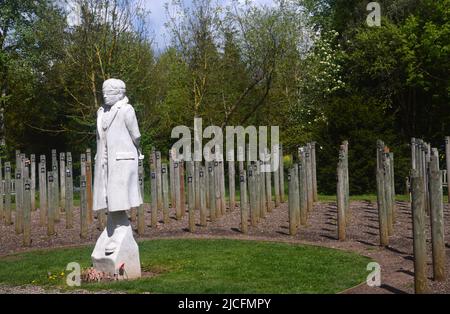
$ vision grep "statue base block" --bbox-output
[91,223,141,280]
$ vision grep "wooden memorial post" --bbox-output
[65,153,73,229]
[293,164,300,229]
[219,161,226,215]
[383,153,394,236]
[138,159,145,235]
[273,145,280,207]
[80,153,86,178]
[298,150,307,226]
[411,170,428,293]
[260,160,267,218]
[30,154,36,211]
[337,151,346,241]
[80,175,88,239]
[156,151,163,212]
[23,178,31,246]
[208,162,216,222]
[376,140,389,246]
[187,161,195,232]
[86,149,93,224]
[199,166,207,226]
[311,142,318,202]
[151,170,158,228]
[429,153,445,281]
[239,156,248,210]
[389,152,396,223]
[264,160,272,213]
[288,168,296,235]
[214,161,221,218]
[47,171,55,236]
[174,161,182,220]
[421,142,430,215]
[305,146,313,212]
[342,141,350,219]
[195,161,201,213]
[228,158,235,212]
[248,166,258,226]
[59,152,66,211]
[162,163,170,224]
[51,149,59,211]
[239,169,248,233]
[376,167,389,247]
[4,162,11,225]
[39,156,47,226]
[169,148,176,208]
[149,149,157,225]
[180,161,186,218]
[205,160,210,209]
[254,163,261,222]
[15,167,23,234]
[411,138,416,170]
[279,144,285,202]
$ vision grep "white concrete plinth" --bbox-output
[91,211,141,279]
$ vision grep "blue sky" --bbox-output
[66,0,276,50]
[145,0,276,50]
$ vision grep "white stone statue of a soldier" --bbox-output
[91,78,142,279]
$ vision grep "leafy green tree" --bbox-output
[0,0,67,158]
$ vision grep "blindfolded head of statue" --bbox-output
[102,78,126,107]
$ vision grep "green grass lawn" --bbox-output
[0,239,371,294]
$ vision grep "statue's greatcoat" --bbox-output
[93,97,142,212]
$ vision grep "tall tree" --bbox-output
[0,0,67,157]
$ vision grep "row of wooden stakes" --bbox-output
[143,145,290,234]
[286,142,319,235]
[408,138,446,293]
[0,149,94,245]
[1,144,319,246]
[375,137,447,294]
